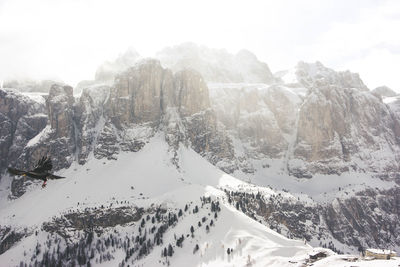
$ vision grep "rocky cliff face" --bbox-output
[0,89,47,175]
[9,85,79,197]
[110,59,211,125]
[111,59,169,124]
[6,60,398,190]
[211,62,400,178]
[46,84,75,138]
[210,84,301,162]
[3,60,400,184]
[2,59,233,197]
[108,59,233,168]
[289,63,400,177]
[293,84,400,176]
[227,186,400,252]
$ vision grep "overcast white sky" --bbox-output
[0,0,399,91]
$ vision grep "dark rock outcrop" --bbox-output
[46,84,75,138]
[9,84,78,197]
[228,187,400,252]
[0,89,47,179]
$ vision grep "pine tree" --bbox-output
[167,244,174,257]
[193,244,199,254]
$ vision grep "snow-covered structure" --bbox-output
[365,249,397,259]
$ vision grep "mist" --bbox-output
[1,0,400,91]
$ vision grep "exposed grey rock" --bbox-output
[0,227,27,255]
[323,187,400,250]
[10,84,78,197]
[0,89,47,179]
[93,121,120,160]
[75,84,110,163]
[46,84,75,138]
[228,186,400,252]
[42,206,144,238]
[294,85,400,175]
[211,62,400,177]
[182,110,236,173]
[174,69,210,116]
[111,59,170,124]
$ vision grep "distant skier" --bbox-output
[7,156,65,188]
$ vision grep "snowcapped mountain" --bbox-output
[1,46,400,266]
[156,43,276,84]
[0,134,323,266]
[214,61,400,178]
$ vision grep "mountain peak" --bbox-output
[95,48,141,82]
[156,43,275,84]
[372,85,397,97]
[277,61,369,91]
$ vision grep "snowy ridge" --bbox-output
[1,135,398,266]
[0,135,318,266]
[26,125,53,147]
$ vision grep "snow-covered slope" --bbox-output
[2,135,398,266]
[0,135,318,266]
